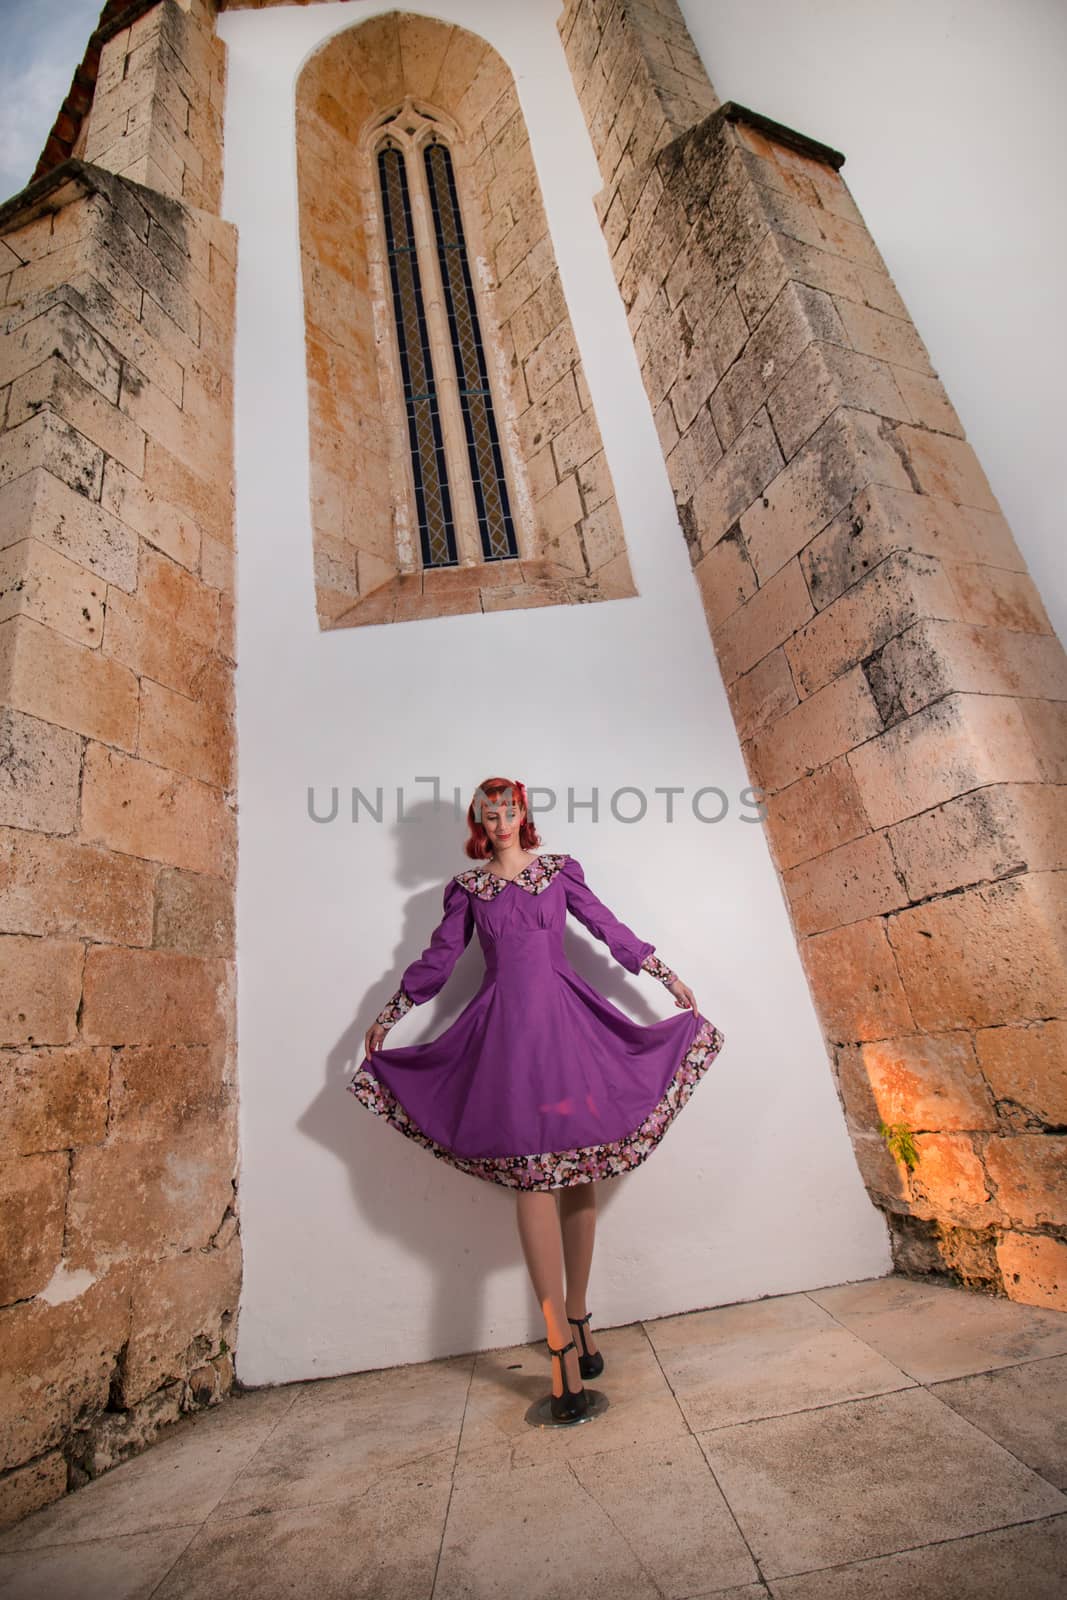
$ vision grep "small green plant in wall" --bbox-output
[879,1119,920,1171]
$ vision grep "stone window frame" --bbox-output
[362,96,525,576]
[296,11,640,629]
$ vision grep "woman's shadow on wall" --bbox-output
[300,798,668,1390]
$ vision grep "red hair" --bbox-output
[465,776,542,862]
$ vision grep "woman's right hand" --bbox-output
[364,1021,389,1058]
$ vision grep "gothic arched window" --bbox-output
[374,103,518,570]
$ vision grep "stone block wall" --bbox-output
[560,0,1067,1310]
[0,0,239,1528]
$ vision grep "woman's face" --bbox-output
[481,794,525,850]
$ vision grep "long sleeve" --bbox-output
[561,855,656,975]
[394,877,475,1007]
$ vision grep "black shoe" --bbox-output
[568,1311,605,1379]
[546,1337,589,1421]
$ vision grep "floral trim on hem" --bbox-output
[345,1018,726,1191]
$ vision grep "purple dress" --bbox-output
[346,853,725,1190]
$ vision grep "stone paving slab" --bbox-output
[0,1385,298,1554]
[1,1274,1065,1600]
[808,1275,1067,1382]
[696,1384,1067,1578]
[643,1289,915,1430]
[766,1513,1067,1598]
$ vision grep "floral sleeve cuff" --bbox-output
[375,987,415,1029]
[641,952,678,988]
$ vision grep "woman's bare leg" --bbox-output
[515,1190,583,1398]
[559,1180,599,1357]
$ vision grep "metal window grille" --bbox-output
[424,139,518,562]
[377,143,457,567]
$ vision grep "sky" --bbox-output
[0,0,104,205]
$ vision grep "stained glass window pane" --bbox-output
[424,140,518,562]
[377,144,457,567]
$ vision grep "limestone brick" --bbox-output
[0,1267,133,1473]
[889,784,1067,904]
[0,1152,68,1302]
[996,1232,1067,1312]
[800,917,915,1043]
[887,873,1067,1031]
[712,553,814,685]
[847,693,1044,830]
[723,645,798,742]
[81,743,235,878]
[869,618,1067,725]
[746,664,883,793]
[122,1230,240,1407]
[783,829,909,937]
[907,1133,995,1227]
[0,826,155,945]
[763,756,871,873]
[0,1044,110,1156]
[984,1136,1067,1229]
[784,549,961,699]
[835,1034,998,1136]
[976,1021,1067,1129]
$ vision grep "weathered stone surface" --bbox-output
[976,1021,1067,1128]
[724,644,798,741]
[766,338,911,460]
[80,743,235,878]
[848,693,1043,831]
[887,874,1067,1032]
[0,1150,67,1301]
[0,705,81,834]
[868,618,1067,726]
[561,0,1067,1316]
[784,549,960,699]
[996,1232,1067,1312]
[713,554,813,685]
[739,407,912,585]
[835,1034,998,1136]
[0,933,82,1048]
[984,1137,1067,1229]
[799,917,915,1044]
[2,29,238,1501]
[889,784,1067,904]
[747,665,883,794]
[0,825,155,944]
[907,1133,995,1227]
[784,830,908,937]
[802,484,1025,614]
[65,1115,236,1274]
[153,866,234,958]
[81,945,230,1048]
[122,1229,240,1407]
[0,1448,67,1532]
[763,756,870,872]
[0,1266,132,1471]
[109,1041,232,1142]
[0,611,139,750]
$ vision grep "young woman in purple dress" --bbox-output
[357,776,723,1422]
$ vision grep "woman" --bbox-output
[349,776,725,1422]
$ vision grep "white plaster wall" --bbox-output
[217,0,891,1390]
[679,0,1067,649]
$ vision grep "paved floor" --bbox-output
[1,1273,1065,1598]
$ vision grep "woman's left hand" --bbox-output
[668,977,698,1015]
